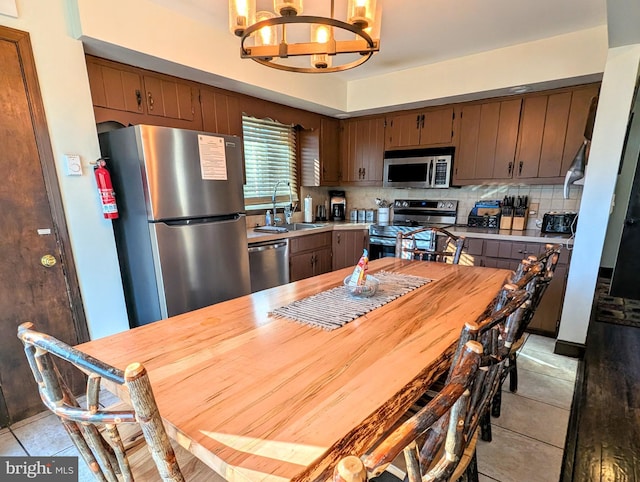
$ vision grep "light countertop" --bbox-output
[247,222,573,245]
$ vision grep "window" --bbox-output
[242,115,298,210]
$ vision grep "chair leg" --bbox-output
[479,410,492,442]
[491,387,502,418]
[509,353,518,393]
[458,450,480,482]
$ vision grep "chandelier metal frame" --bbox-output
[237,6,380,73]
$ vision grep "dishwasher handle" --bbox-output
[248,240,288,253]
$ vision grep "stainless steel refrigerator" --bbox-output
[99,125,251,327]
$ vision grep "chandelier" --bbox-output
[228,0,381,73]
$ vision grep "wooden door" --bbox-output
[86,59,144,114]
[537,92,572,178]
[493,99,522,179]
[385,112,421,149]
[515,95,547,179]
[363,117,385,182]
[200,88,242,136]
[454,104,481,181]
[332,230,368,270]
[0,27,87,426]
[421,107,454,145]
[340,119,359,182]
[561,85,600,175]
[320,118,340,184]
[143,74,195,121]
[474,102,501,179]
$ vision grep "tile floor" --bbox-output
[1,334,577,482]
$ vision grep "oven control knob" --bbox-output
[447,202,454,209]
[402,201,409,207]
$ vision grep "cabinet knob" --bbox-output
[508,162,513,175]
[40,254,57,268]
[147,91,154,110]
[518,161,523,175]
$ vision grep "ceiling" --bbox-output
[149,0,608,81]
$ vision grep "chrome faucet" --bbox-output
[271,181,293,225]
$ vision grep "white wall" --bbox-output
[348,27,608,113]
[0,1,129,339]
[558,45,640,345]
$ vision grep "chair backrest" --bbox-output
[395,227,465,264]
[17,322,185,482]
[334,285,531,482]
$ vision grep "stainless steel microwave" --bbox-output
[383,153,452,188]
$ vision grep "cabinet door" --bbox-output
[300,127,321,186]
[537,92,572,178]
[144,75,195,121]
[341,118,384,183]
[528,265,568,336]
[561,85,600,175]
[341,119,359,182]
[363,117,385,182]
[321,118,341,184]
[454,104,481,181]
[385,112,421,149]
[314,247,333,276]
[87,61,143,114]
[421,107,454,145]
[200,88,242,136]
[515,95,547,179]
[492,99,522,179]
[290,252,315,282]
[332,230,368,270]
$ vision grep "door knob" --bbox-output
[40,254,57,268]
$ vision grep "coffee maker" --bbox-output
[329,190,346,221]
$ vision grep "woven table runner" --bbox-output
[269,271,431,330]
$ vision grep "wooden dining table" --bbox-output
[76,258,511,482]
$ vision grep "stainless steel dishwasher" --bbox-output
[248,239,290,293]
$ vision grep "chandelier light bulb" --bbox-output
[274,0,303,17]
[229,0,256,36]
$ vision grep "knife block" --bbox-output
[511,212,529,231]
[500,214,513,230]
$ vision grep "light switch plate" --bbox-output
[65,154,82,176]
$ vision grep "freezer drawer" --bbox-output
[249,240,290,293]
[149,214,250,320]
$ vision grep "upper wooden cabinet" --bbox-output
[515,84,599,181]
[454,99,521,182]
[300,118,341,186]
[86,57,144,115]
[200,88,243,137]
[340,116,385,184]
[87,56,202,130]
[142,74,196,121]
[385,107,454,149]
[453,83,599,185]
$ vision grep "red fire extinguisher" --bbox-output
[94,158,119,219]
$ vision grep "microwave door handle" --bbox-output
[428,158,434,187]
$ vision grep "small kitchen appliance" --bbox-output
[330,190,346,221]
[368,199,458,258]
[541,212,578,234]
[383,148,454,189]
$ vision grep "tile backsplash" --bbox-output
[301,184,582,230]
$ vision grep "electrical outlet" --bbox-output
[528,202,539,216]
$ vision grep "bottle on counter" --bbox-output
[265,210,272,226]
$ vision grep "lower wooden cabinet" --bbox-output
[332,230,369,271]
[289,232,332,282]
[460,237,570,336]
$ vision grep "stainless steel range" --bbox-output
[369,199,458,259]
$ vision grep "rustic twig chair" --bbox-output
[395,227,465,264]
[17,322,219,482]
[490,243,562,419]
[333,285,531,482]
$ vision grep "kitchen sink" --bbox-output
[281,223,327,231]
[253,223,327,233]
